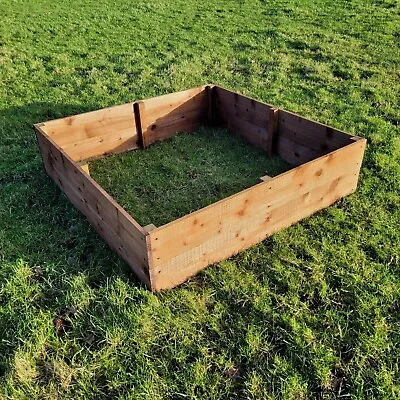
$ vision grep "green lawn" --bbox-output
[1,0,399,398]
[89,127,290,227]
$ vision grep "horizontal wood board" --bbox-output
[140,86,208,146]
[35,125,151,288]
[43,103,139,162]
[214,86,275,151]
[277,109,354,165]
[149,139,366,290]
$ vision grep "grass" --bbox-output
[0,0,399,398]
[89,127,290,227]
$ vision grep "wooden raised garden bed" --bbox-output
[35,85,366,291]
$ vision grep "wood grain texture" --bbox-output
[220,112,270,150]
[35,125,152,288]
[42,103,139,161]
[214,86,274,151]
[277,109,353,165]
[149,138,366,290]
[140,86,208,145]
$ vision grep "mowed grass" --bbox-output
[0,0,399,399]
[90,127,290,227]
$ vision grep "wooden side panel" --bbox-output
[277,110,353,166]
[35,126,151,288]
[214,86,275,151]
[149,139,366,291]
[41,103,139,161]
[140,86,208,145]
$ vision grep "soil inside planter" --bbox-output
[89,126,291,227]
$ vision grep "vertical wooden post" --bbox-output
[267,107,279,157]
[133,101,147,148]
[205,85,216,126]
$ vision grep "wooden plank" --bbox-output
[43,103,136,145]
[278,109,353,159]
[280,110,352,145]
[149,139,366,290]
[219,111,269,150]
[147,108,206,131]
[151,155,356,264]
[214,86,273,128]
[140,86,208,145]
[61,129,138,162]
[277,135,322,166]
[151,173,358,290]
[267,108,279,156]
[133,101,147,148]
[39,129,152,283]
[214,86,276,151]
[146,109,207,144]
[52,155,150,284]
[142,86,206,113]
[35,126,152,288]
[40,103,139,161]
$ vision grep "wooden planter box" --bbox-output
[35,85,366,291]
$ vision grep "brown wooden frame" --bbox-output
[35,85,366,291]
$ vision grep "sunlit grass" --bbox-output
[90,127,290,226]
